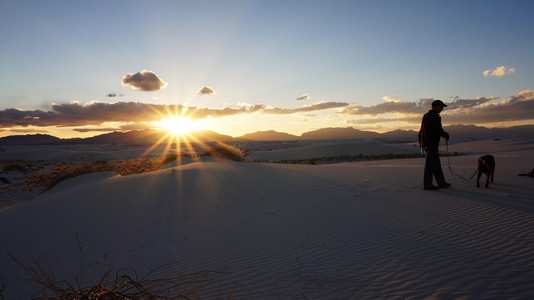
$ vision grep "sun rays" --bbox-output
[153,117,198,137]
[137,105,214,166]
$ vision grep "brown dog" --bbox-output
[477,155,495,188]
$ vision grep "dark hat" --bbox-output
[431,100,447,107]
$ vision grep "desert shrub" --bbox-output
[205,143,244,162]
[160,153,179,166]
[43,169,96,192]
[1,234,232,299]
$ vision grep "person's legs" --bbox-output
[424,146,438,187]
[425,146,450,188]
[433,154,446,185]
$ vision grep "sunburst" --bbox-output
[153,116,198,137]
[135,105,209,163]
[134,105,234,171]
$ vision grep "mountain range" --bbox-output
[1,125,533,146]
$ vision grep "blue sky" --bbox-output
[1,0,533,138]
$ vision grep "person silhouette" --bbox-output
[418,100,451,190]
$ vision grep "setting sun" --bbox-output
[154,117,198,136]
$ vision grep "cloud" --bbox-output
[347,117,405,125]
[444,96,495,110]
[197,86,215,95]
[8,128,50,133]
[0,108,61,127]
[296,93,310,100]
[382,96,404,103]
[340,100,424,116]
[2,92,531,130]
[71,123,155,133]
[483,66,516,78]
[121,70,168,91]
[106,93,122,98]
[119,123,155,131]
[263,101,349,115]
[340,91,534,126]
[72,127,120,133]
[340,96,495,116]
[0,101,349,128]
[443,90,534,124]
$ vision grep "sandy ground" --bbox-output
[1,137,533,298]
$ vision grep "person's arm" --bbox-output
[439,121,449,141]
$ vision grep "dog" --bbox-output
[477,155,495,188]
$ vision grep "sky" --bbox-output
[1,0,534,139]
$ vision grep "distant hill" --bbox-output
[1,124,533,146]
[0,134,61,146]
[379,129,419,140]
[445,124,534,138]
[300,127,381,140]
[298,125,534,141]
[83,129,235,144]
[188,130,235,143]
[0,129,235,146]
[81,129,235,145]
[82,130,162,145]
[238,130,299,141]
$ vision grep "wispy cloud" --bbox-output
[264,101,348,115]
[347,117,406,125]
[72,127,120,133]
[122,70,168,91]
[197,86,216,95]
[119,123,155,131]
[296,93,310,100]
[7,128,51,133]
[71,123,155,133]
[340,100,426,116]
[382,96,404,103]
[106,93,123,98]
[483,66,516,78]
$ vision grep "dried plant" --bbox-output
[1,233,232,299]
[205,143,245,162]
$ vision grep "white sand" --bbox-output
[243,140,417,162]
[1,137,534,298]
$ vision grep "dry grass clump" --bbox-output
[157,152,199,168]
[26,157,172,194]
[204,143,245,162]
[1,234,232,299]
[159,153,180,166]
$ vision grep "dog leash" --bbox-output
[445,140,478,181]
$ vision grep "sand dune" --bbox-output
[1,138,533,298]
